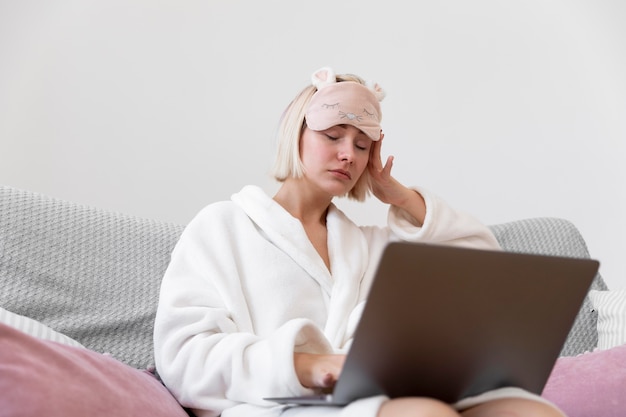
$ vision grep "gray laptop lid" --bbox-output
[266,242,599,406]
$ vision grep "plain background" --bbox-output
[1,0,625,289]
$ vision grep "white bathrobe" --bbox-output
[153,185,501,417]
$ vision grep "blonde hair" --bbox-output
[270,73,378,201]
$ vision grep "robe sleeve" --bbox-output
[153,209,333,414]
[387,186,501,250]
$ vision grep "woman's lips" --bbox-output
[330,169,352,180]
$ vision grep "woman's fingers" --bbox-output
[382,155,394,177]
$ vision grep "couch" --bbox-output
[0,185,622,417]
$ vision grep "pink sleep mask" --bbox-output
[305,67,385,141]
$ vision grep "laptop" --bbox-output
[265,241,599,406]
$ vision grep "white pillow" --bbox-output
[0,307,84,348]
[589,289,626,350]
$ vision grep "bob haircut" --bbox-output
[270,73,379,202]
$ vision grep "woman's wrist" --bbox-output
[393,188,426,226]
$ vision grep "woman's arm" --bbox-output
[153,206,335,412]
[366,135,499,250]
[367,136,427,226]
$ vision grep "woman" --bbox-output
[154,67,564,417]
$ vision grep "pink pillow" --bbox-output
[542,344,626,417]
[0,323,188,417]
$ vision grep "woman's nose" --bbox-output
[339,147,354,164]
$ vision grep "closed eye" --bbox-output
[355,139,372,151]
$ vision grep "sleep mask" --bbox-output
[305,67,385,141]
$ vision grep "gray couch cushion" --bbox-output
[490,217,608,356]
[0,186,607,370]
[0,186,184,369]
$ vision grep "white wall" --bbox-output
[1,0,625,289]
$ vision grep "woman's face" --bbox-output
[299,124,372,197]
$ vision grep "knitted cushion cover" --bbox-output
[0,186,184,369]
[0,186,608,370]
[490,217,608,356]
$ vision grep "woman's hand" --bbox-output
[294,352,346,391]
[368,134,426,225]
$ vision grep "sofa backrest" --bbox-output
[0,186,184,369]
[0,186,606,369]
[490,217,607,356]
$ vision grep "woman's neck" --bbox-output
[274,181,332,271]
[273,181,331,226]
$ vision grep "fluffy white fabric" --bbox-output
[154,185,500,417]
